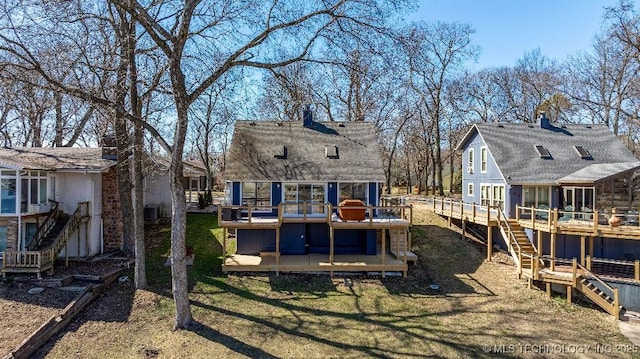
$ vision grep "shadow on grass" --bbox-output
[191,320,279,359]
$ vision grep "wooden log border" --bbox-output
[2,265,131,359]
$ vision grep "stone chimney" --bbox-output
[303,104,313,127]
[101,134,117,160]
[537,112,551,129]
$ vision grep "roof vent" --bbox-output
[250,122,256,126]
[338,123,345,127]
[538,112,551,129]
[534,145,552,159]
[274,145,287,159]
[276,122,284,127]
[325,145,339,159]
[303,104,313,127]
[497,124,504,128]
[585,125,592,129]
[573,145,592,160]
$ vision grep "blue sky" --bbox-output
[409,0,619,69]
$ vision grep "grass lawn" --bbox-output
[38,208,639,358]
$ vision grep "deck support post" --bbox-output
[536,231,542,257]
[588,237,594,259]
[550,232,556,271]
[275,227,280,276]
[329,226,334,265]
[528,277,532,289]
[461,220,466,241]
[566,285,572,304]
[580,236,586,266]
[486,225,493,261]
[222,228,227,265]
[382,228,386,278]
[546,282,551,299]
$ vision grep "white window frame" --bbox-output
[492,184,505,211]
[468,148,474,174]
[480,184,491,206]
[480,146,488,173]
[522,186,551,208]
[467,183,474,197]
[282,182,327,216]
[240,181,272,212]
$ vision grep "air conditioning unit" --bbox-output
[144,206,160,222]
[467,166,474,174]
[29,203,51,214]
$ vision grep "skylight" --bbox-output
[325,145,338,159]
[274,145,287,159]
[534,145,552,159]
[574,145,592,160]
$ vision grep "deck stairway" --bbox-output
[388,228,417,263]
[2,202,88,278]
[495,209,622,318]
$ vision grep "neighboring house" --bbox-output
[220,109,413,274]
[142,156,208,219]
[458,113,640,221]
[0,146,122,276]
[429,113,640,314]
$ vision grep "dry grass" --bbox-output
[26,210,640,358]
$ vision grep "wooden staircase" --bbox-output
[2,202,89,278]
[388,228,417,263]
[495,209,622,319]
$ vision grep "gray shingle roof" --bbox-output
[0,147,115,172]
[460,122,639,185]
[557,162,640,184]
[225,120,385,182]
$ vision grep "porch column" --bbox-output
[537,231,542,256]
[382,228,386,278]
[329,226,334,265]
[486,225,493,261]
[550,232,556,271]
[580,236,586,266]
[275,227,280,276]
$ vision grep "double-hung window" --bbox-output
[241,182,271,210]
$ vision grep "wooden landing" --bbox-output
[390,250,418,263]
[223,253,407,274]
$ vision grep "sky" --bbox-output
[410,0,619,69]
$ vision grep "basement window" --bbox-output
[574,145,592,160]
[534,145,552,159]
[325,145,339,159]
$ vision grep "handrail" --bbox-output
[26,201,60,251]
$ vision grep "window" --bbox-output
[1,176,16,214]
[20,171,48,213]
[339,182,367,203]
[523,186,550,208]
[574,146,592,160]
[492,185,505,211]
[467,149,474,174]
[534,145,552,159]
[241,182,271,209]
[0,226,6,253]
[480,147,488,172]
[284,183,325,215]
[480,185,491,206]
[467,183,474,197]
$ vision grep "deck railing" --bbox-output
[218,202,413,226]
[496,208,539,279]
[2,202,88,274]
[25,200,60,251]
[586,256,640,283]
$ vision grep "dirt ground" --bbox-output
[0,258,132,357]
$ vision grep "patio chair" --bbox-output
[558,205,573,222]
[581,207,593,221]
[626,211,638,226]
[536,204,549,220]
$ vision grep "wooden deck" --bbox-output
[223,254,407,275]
[424,197,640,241]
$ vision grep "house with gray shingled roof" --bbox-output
[0,145,123,277]
[219,108,415,274]
[458,113,640,217]
[457,113,640,261]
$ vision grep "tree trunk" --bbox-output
[169,60,193,330]
[54,92,63,147]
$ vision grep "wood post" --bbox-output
[461,220,466,241]
[614,288,620,319]
[222,228,227,263]
[586,255,591,271]
[550,232,556,271]
[588,237,594,259]
[571,258,577,287]
[275,227,280,276]
[635,260,639,283]
[537,231,542,257]
[329,226,334,265]
[546,282,551,299]
[580,236,586,266]
[567,285,572,304]
[486,225,493,261]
